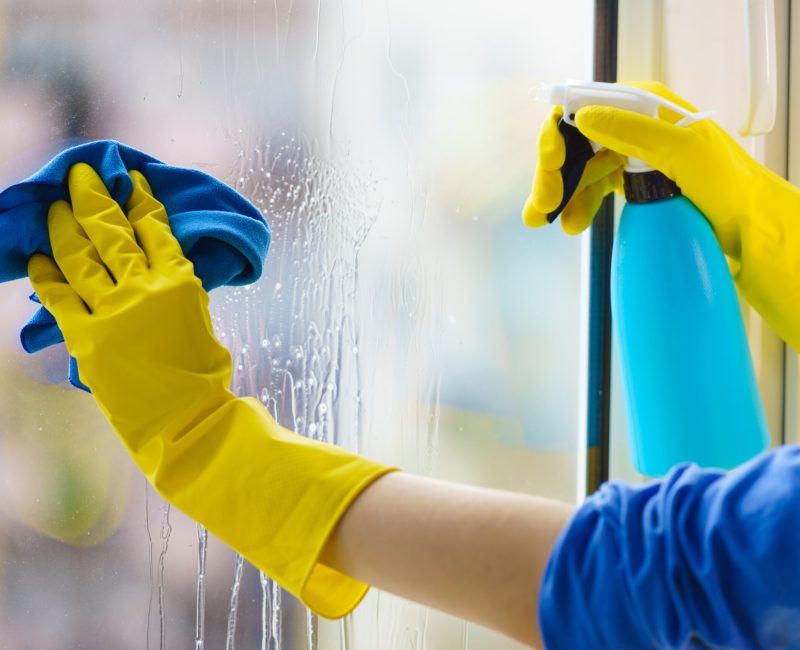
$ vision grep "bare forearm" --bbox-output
[320,472,575,648]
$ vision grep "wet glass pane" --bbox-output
[0,1,592,647]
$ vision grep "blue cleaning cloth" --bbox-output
[539,446,800,649]
[2,140,270,389]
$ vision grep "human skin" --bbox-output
[321,471,576,648]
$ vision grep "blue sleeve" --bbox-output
[538,445,800,649]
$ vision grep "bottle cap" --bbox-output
[623,171,681,203]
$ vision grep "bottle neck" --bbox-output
[623,170,682,204]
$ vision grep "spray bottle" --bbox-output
[539,81,769,477]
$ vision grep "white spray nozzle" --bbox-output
[535,81,714,173]
[536,81,714,127]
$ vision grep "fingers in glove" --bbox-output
[523,148,623,230]
[28,252,89,319]
[521,197,549,228]
[537,106,566,171]
[47,199,116,311]
[575,106,691,180]
[522,107,568,226]
[561,168,624,235]
[125,170,188,270]
[527,165,564,221]
[573,149,625,191]
[68,163,147,282]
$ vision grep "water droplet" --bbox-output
[318,403,328,415]
[272,335,282,348]
[260,388,269,403]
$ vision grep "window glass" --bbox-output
[0,1,592,647]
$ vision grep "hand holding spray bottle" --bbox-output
[539,81,769,477]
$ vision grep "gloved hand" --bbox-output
[28,163,395,618]
[521,104,626,234]
[522,81,800,352]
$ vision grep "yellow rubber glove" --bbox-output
[523,81,800,352]
[27,163,396,618]
[522,104,626,234]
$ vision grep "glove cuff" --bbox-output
[148,395,397,618]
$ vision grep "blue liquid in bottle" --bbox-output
[611,174,769,477]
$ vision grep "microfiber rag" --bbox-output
[2,139,270,389]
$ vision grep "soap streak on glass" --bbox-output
[157,502,172,650]
[307,608,319,650]
[269,578,283,650]
[225,553,246,650]
[259,570,281,650]
[144,480,155,650]
[195,524,208,650]
[144,480,172,650]
[212,132,379,649]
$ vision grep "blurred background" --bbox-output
[0,0,592,648]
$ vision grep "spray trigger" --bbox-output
[535,81,714,222]
[547,120,595,223]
